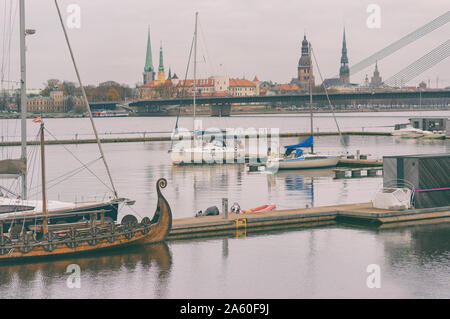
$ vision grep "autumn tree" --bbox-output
[106,87,120,101]
[40,79,61,96]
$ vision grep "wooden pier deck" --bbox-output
[167,203,450,240]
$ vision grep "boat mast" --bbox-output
[193,12,198,134]
[54,0,118,198]
[40,122,48,234]
[309,42,314,154]
[19,0,27,199]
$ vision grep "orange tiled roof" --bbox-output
[274,83,300,91]
[199,91,230,97]
[229,78,256,87]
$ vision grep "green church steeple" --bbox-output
[158,42,164,72]
[144,27,154,72]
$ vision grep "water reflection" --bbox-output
[378,221,450,262]
[267,168,336,209]
[0,243,172,298]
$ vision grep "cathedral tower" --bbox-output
[370,61,383,88]
[297,35,315,91]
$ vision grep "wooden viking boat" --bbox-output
[0,1,173,263]
[0,178,172,261]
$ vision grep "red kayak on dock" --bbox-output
[229,204,276,215]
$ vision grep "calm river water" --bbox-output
[0,110,449,298]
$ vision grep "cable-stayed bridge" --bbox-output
[128,11,450,116]
[350,11,450,78]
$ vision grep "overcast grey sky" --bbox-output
[2,0,450,89]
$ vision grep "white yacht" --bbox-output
[391,125,424,138]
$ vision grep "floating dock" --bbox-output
[333,167,383,179]
[337,158,383,167]
[167,203,450,240]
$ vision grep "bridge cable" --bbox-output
[349,11,450,76]
[384,39,450,86]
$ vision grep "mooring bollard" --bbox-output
[222,198,228,219]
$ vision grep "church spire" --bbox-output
[157,41,166,83]
[143,27,155,84]
[158,41,164,72]
[339,28,350,86]
[340,28,348,65]
[144,27,154,72]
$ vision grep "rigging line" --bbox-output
[6,1,18,90]
[44,128,115,193]
[0,0,10,82]
[27,156,101,192]
[27,157,103,198]
[198,18,216,76]
[310,46,343,144]
[1,0,17,92]
[5,129,39,200]
[22,130,40,199]
[169,34,195,152]
[54,0,118,198]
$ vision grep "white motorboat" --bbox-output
[422,130,446,139]
[391,125,424,138]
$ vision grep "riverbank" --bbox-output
[0,105,448,119]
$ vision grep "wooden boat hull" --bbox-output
[0,178,172,262]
